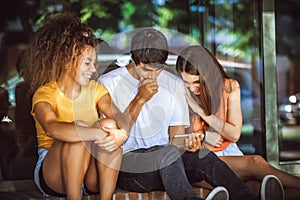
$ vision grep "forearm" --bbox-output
[202,114,224,133]
[115,95,146,134]
[45,121,106,142]
[202,115,241,142]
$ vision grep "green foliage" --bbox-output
[157,7,174,28]
[80,0,109,23]
[122,2,135,21]
[119,0,158,29]
[0,0,265,61]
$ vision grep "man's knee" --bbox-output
[159,145,183,167]
[185,149,225,168]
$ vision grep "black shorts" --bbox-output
[39,162,98,196]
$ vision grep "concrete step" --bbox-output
[0,179,210,200]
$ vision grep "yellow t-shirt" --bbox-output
[31,80,108,150]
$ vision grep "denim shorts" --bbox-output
[34,148,50,197]
[214,143,244,156]
[34,148,88,197]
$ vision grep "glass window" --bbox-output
[100,1,264,156]
[275,0,300,163]
[195,0,264,155]
[5,0,300,181]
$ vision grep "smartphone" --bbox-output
[170,134,188,147]
[170,131,203,147]
[170,132,203,148]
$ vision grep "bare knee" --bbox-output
[250,155,268,167]
[61,142,92,173]
[61,141,90,157]
[99,118,117,136]
[248,155,271,179]
[99,118,117,129]
[231,155,269,180]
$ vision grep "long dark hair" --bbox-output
[176,45,229,116]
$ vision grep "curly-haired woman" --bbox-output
[26,13,147,200]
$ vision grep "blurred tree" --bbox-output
[0,0,299,60]
[0,0,122,37]
[162,0,192,34]
[119,0,157,31]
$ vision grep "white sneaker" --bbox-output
[206,186,229,200]
[260,175,284,200]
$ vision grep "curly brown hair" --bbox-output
[27,12,98,94]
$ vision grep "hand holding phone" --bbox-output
[170,132,204,149]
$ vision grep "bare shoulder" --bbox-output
[229,79,240,91]
[224,78,240,93]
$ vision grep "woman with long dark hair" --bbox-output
[176,45,300,199]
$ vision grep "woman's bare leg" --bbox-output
[284,188,300,200]
[219,155,300,193]
[84,157,99,193]
[85,147,122,200]
[42,141,65,194]
[97,148,122,200]
[61,141,91,199]
[193,155,300,198]
[43,141,91,199]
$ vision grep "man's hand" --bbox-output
[184,132,205,152]
[136,78,159,103]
